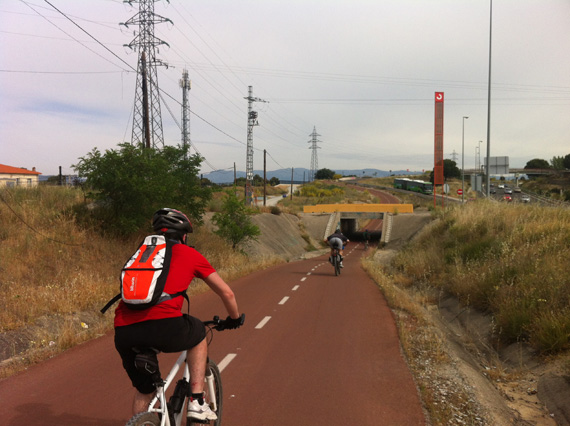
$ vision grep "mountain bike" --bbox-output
[331,248,342,276]
[125,315,244,426]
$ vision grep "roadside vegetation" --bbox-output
[279,180,381,213]
[394,201,570,353]
[362,199,570,424]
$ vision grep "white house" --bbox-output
[0,164,42,188]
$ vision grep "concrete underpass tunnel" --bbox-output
[339,214,383,242]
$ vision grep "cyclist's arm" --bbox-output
[203,272,240,319]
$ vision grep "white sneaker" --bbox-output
[188,399,218,421]
[340,262,344,268]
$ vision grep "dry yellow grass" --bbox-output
[394,200,570,352]
[0,185,284,377]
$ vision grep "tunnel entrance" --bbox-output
[338,213,383,242]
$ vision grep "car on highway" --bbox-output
[490,188,496,194]
[504,188,513,194]
[521,194,530,203]
[503,194,512,202]
[513,187,522,193]
[498,184,505,189]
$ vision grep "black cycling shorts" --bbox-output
[114,315,206,394]
[329,237,344,250]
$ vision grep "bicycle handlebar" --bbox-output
[203,313,245,331]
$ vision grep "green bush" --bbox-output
[212,190,260,250]
[73,143,211,235]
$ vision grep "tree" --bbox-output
[429,159,461,182]
[563,154,570,170]
[73,143,211,234]
[550,156,564,170]
[269,176,280,186]
[314,168,335,180]
[524,158,550,169]
[212,190,260,250]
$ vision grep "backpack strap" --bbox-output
[100,293,121,314]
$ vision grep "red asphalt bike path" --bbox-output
[0,244,425,425]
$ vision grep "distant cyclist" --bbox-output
[363,229,370,249]
[325,229,349,268]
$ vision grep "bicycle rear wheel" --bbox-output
[188,360,223,426]
[125,412,160,426]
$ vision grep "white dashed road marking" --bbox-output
[218,353,237,373]
[292,285,300,291]
[255,316,272,329]
[278,296,289,305]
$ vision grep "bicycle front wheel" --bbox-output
[125,412,161,426]
[188,359,223,426]
[334,255,341,276]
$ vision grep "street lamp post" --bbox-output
[462,116,469,203]
[475,141,483,171]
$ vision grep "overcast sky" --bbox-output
[1,0,569,176]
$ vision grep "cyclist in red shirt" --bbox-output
[114,208,244,421]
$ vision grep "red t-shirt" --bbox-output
[114,243,216,327]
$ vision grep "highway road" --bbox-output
[490,184,532,204]
[0,246,425,425]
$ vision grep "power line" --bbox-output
[0,69,124,75]
[26,0,134,72]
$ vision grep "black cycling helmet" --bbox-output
[152,208,193,234]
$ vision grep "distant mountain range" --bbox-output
[39,168,422,184]
[201,168,422,184]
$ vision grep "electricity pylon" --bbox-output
[121,0,172,149]
[244,86,267,205]
[180,69,191,157]
[308,126,321,181]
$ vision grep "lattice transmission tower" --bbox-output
[180,69,191,156]
[308,126,321,181]
[121,0,171,149]
[244,86,267,205]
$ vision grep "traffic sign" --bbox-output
[457,189,463,195]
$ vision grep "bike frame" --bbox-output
[145,352,220,426]
[148,351,189,426]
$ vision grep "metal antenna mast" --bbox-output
[308,126,321,181]
[180,69,191,156]
[121,0,172,149]
[244,86,267,205]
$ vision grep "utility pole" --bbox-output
[308,126,321,182]
[244,86,267,205]
[290,168,294,200]
[476,140,482,171]
[121,0,171,149]
[485,0,493,197]
[180,69,191,156]
[263,149,267,206]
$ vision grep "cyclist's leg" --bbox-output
[187,338,208,394]
[115,323,161,416]
[133,390,156,415]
